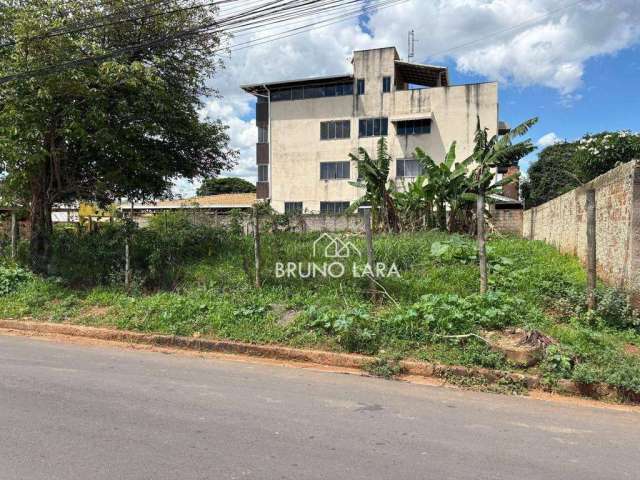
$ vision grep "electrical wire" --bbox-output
[0,0,384,84]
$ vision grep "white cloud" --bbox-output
[174,0,640,188]
[537,132,562,147]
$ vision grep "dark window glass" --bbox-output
[335,83,343,96]
[284,202,303,215]
[271,89,291,101]
[291,87,304,100]
[343,120,351,138]
[320,122,328,140]
[383,76,391,93]
[359,117,388,137]
[325,84,336,97]
[328,121,336,139]
[321,120,351,140]
[258,165,268,182]
[320,162,350,180]
[396,119,431,135]
[357,79,365,95]
[320,202,350,214]
[396,159,423,178]
[304,85,323,99]
[342,82,354,95]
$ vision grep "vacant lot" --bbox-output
[1,214,639,400]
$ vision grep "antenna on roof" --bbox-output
[408,30,416,63]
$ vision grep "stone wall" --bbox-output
[523,160,640,304]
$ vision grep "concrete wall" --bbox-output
[490,208,523,235]
[523,160,640,302]
[268,47,499,213]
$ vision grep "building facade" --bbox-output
[242,47,508,214]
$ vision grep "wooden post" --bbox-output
[362,207,376,301]
[10,211,18,260]
[253,206,261,289]
[586,189,597,310]
[477,192,488,294]
[124,238,131,291]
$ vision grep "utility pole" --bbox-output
[408,30,416,63]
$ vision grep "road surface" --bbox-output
[0,333,638,479]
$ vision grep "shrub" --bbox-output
[0,264,32,295]
[386,291,529,342]
[305,306,380,354]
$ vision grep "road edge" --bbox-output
[0,318,606,402]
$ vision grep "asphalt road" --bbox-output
[1,334,639,480]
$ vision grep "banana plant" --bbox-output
[348,138,399,233]
[470,116,538,293]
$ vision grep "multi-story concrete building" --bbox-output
[242,46,509,214]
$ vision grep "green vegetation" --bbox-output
[0,1,235,272]
[522,130,640,208]
[196,177,256,196]
[1,214,639,401]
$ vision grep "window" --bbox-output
[358,117,389,137]
[284,202,303,215]
[258,126,268,143]
[320,120,351,140]
[258,165,268,182]
[396,159,424,178]
[320,202,350,214]
[382,76,391,93]
[396,119,431,135]
[357,79,365,95]
[270,81,354,102]
[320,161,350,180]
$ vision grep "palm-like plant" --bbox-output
[470,116,538,293]
[348,138,399,232]
[413,141,475,232]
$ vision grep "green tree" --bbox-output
[0,1,236,273]
[348,138,399,232]
[521,142,580,208]
[197,177,256,196]
[522,131,640,208]
[575,131,640,180]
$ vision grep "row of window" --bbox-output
[258,159,425,185]
[270,77,393,102]
[319,118,431,140]
[283,202,350,215]
[271,81,354,102]
[320,120,351,140]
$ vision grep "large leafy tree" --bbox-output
[522,131,640,208]
[197,177,255,196]
[521,142,580,208]
[0,1,236,272]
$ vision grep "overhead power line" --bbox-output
[0,0,401,84]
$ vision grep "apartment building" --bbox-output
[242,46,509,214]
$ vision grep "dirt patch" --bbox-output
[78,306,111,318]
[624,343,640,357]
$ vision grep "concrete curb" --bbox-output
[0,318,565,395]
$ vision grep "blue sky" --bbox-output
[444,43,640,170]
[183,0,640,196]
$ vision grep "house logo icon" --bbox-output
[313,233,362,259]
